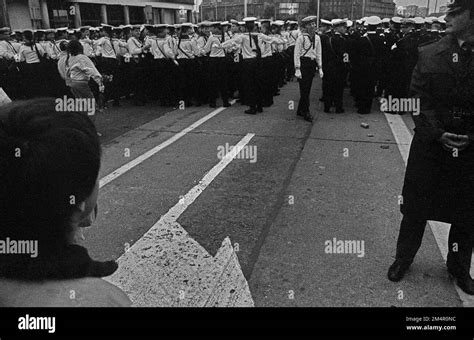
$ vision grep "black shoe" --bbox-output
[357,109,371,114]
[209,102,217,108]
[387,260,411,282]
[245,108,257,114]
[324,106,331,113]
[447,266,474,295]
[335,108,345,114]
[296,111,303,117]
[302,113,313,123]
[223,101,231,107]
[257,106,263,113]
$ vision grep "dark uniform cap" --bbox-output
[446,0,474,14]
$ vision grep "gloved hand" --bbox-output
[295,69,302,79]
[99,85,105,93]
[319,69,324,78]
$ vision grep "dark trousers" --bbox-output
[256,57,273,106]
[226,58,239,98]
[297,57,316,115]
[208,57,229,105]
[286,46,295,81]
[241,58,258,108]
[100,57,120,103]
[0,61,23,100]
[395,214,473,277]
[20,62,44,99]
[196,56,209,105]
[129,59,147,104]
[323,67,345,110]
[177,58,197,105]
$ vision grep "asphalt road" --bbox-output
[80,77,466,307]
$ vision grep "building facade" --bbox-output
[319,0,396,20]
[1,0,196,30]
[404,4,418,17]
[201,0,396,22]
[200,0,312,21]
[416,6,428,17]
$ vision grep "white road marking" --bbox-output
[384,113,474,306]
[105,134,256,307]
[99,100,236,188]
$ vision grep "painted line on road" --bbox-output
[384,112,474,306]
[106,133,256,306]
[99,100,236,188]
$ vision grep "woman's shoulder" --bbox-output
[0,277,132,307]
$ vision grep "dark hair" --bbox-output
[67,39,84,56]
[23,30,34,47]
[0,99,102,280]
[59,40,68,52]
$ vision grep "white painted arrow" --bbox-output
[104,134,255,307]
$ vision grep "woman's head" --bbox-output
[67,40,84,56]
[0,99,101,279]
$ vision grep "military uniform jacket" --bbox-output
[401,35,474,223]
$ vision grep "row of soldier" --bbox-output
[316,15,447,115]
[1,14,447,117]
[0,20,304,114]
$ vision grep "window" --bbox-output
[80,3,101,27]
[129,6,145,24]
[108,5,124,26]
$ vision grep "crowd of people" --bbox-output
[0,13,447,122]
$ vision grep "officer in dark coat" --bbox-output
[321,18,349,113]
[352,16,386,114]
[388,0,474,295]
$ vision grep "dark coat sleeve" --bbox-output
[409,48,446,144]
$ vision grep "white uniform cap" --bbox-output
[413,17,425,25]
[347,20,353,27]
[302,16,318,23]
[382,18,390,23]
[331,18,347,26]
[391,17,403,24]
[320,19,332,26]
[243,17,257,22]
[364,16,382,26]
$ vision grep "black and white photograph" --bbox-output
[0,0,473,337]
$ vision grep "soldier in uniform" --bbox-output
[388,0,474,295]
[127,25,151,106]
[202,22,230,108]
[294,16,323,122]
[149,24,177,107]
[352,16,386,114]
[285,21,300,82]
[175,23,200,107]
[321,18,349,113]
[258,19,285,108]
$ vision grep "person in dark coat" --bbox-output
[388,0,474,295]
[352,16,386,114]
[321,18,349,113]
